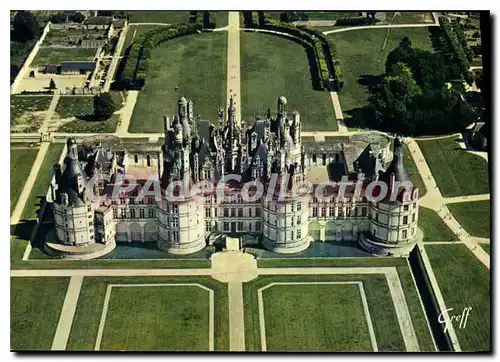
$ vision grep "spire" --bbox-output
[67,138,78,160]
[384,135,409,182]
[228,95,236,126]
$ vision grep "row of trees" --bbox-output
[188,11,216,29]
[49,11,85,24]
[368,37,475,136]
[439,17,475,85]
[118,23,202,89]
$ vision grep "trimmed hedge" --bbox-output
[335,17,377,26]
[439,17,474,85]
[118,23,202,89]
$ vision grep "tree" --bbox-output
[280,12,290,23]
[93,92,116,120]
[49,12,66,23]
[203,11,210,29]
[70,12,85,23]
[49,78,56,89]
[12,11,41,42]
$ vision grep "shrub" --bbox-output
[93,92,116,120]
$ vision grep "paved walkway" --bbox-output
[42,93,60,133]
[227,12,241,125]
[104,23,129,91]
[405,138,490,269]
[10,142,50,225]
[323,21,440,35]
[116,91,139,135]
[51,276,84,350]
[330,92,348,132]
[228,282,246,351]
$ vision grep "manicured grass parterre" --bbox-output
[254,257,435,351]
[419,206,457,241]
[447,200,490,238]
[11,277,69,350]
[416,136,489,197]
[241,32,335,131]
[125,11,191,24]
[425,244,490,351]
[32,47,97,66]
[11,96,52,132]
[260,282,374,351]
[100,285,211,351]
[67,276,228,351]
[129,32,227,133]
[21,143,64,220]
[245,274,404,351]
[10,147,39,212]
[330,28,433,120]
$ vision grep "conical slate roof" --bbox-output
[382,136,410,182]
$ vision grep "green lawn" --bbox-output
[425,244,490,351]
[417,137,490,197]
[55,96,94,119]
[241,32,335,131]
[67,276,228,351]
[330,28,433,119]
[481,244,490,255]
[11,277,69,350]
[260,282,373,351]
[254,258,435,351]
[244,274,406,351]
[125,11,191,24]
[57,114,119,133]
[419,206,457,241]
[11,96,52,132]
[448,200,490,238]
[32,47,97,66]
[21,143,65,220]
[129,32,227,133]
[11,147,39,212]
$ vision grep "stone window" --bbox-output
[120,209,126,218]
[402,230,407,239]
[130,209,136,218]
[238,208,243,217]
[148,208,155,218]
[206,221,211,231]
[147,155,151,167]
[321,207,326,217]
[231,208,236,217]
[412,212,416,223]
[172,217,179,228]
[362,207,368,217]
[297,229,301,239]
[256,221,262,231]
[172,231,179,242]
[404,205,409,212]
[291,203,295,213]
[205,207,211,218]
[89,221,93,227]
[312,207,318,217]
[224,208,229,217]
[134,154,138,163]
[403,215,408,225]
[291,217,294,226]
[237,222,243,231]
[255,207,261,217]
[297,202,301,212]
[140,208,145,218]
[249,208,253,217]
[375,213,379,222]
[290,230,294,240]
[172,204,178,213]
[329,206,335,217]
[129,197,135,205]
[297,215,301,225]
[113,208,118,218]
[224,222,229,231]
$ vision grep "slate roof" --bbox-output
[61,61,96,71]
[86,16,113,25]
